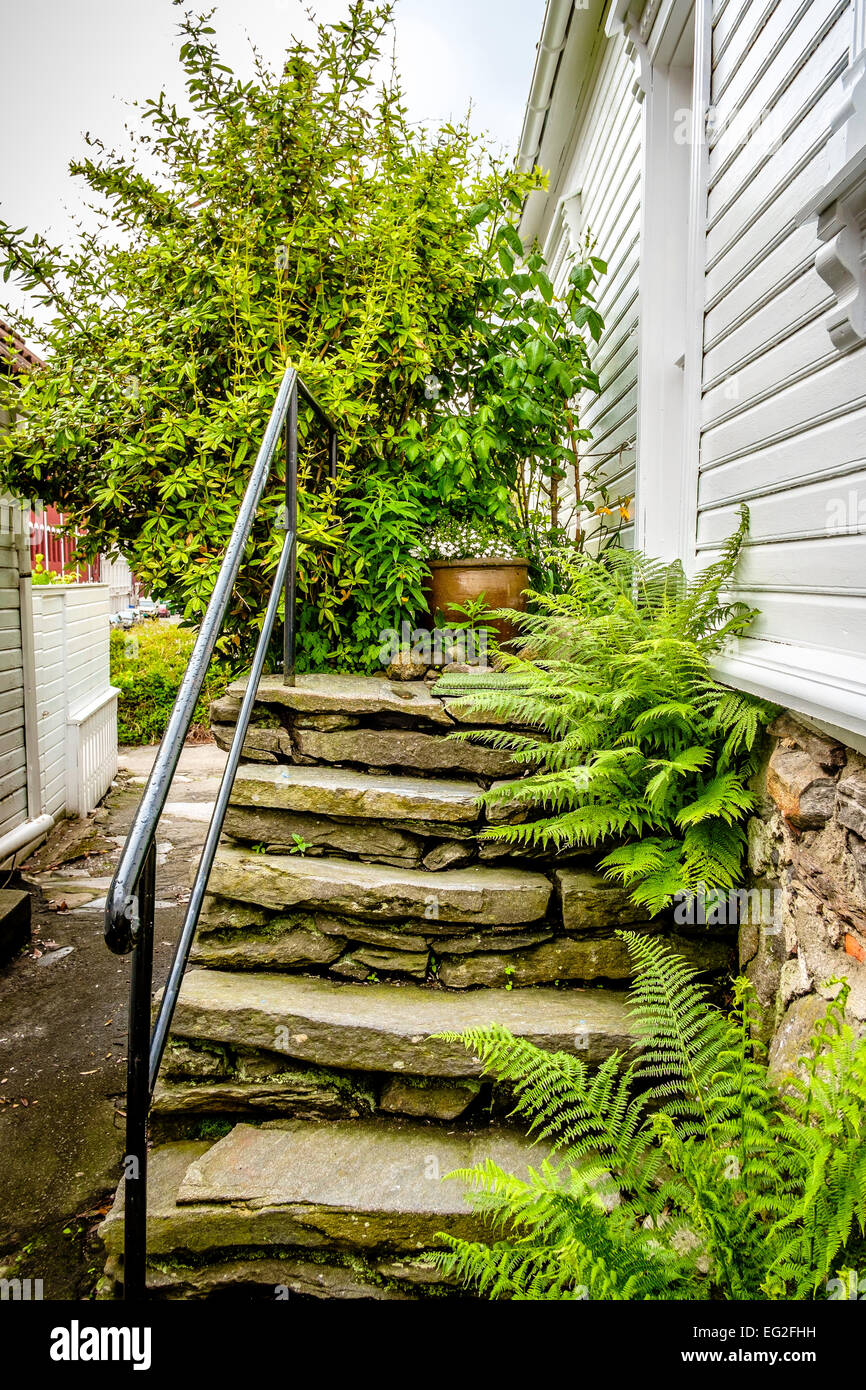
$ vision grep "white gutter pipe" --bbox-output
[517,0,576,172]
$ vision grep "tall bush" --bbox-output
[0,2,604,671]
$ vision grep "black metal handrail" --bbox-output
[104,363,338,1299]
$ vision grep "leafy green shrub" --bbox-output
[0,3,606,673]
[110,623,229,745]
[436,934,866,1300]
[435,510,777,912]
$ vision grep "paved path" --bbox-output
[0,742,227,1298]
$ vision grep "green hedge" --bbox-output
[110,623,230,746]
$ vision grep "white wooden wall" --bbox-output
[0,536,28,840]
[31,585,118,819]
[519,0,866,740]
[524,16,640,545]
[697,0,866,737]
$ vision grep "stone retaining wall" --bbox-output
[742,713,866,1074]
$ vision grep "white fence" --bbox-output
[31,584,118,822]
[99,552,136,614]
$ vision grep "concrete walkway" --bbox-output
[0,742,227,1298]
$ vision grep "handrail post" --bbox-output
[283,382,298,686]
[122,840,156,1301]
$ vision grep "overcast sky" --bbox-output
[1,0,545,342]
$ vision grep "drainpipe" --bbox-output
[0,814,54,869]
[517,0,576,173]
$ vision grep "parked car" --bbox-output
[156,600,170,618]
[137,597,160,620]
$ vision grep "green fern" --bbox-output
[435,936,866,1300]
[434,509,777,911]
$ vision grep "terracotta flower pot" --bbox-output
[425,557,529,645]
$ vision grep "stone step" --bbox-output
[102,1251,449,1300]
[100,1118,547,1262]
[223,673,453,725]
[207,845,552,926]
[229,763,485,825]
[291,725,517,779]
[222,763,488,863]
[169,967,637,1075]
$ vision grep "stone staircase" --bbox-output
[99,674,733,1299]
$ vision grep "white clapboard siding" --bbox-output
[31,585,118,818]
[0,538,27,840]
[533,28,640,539]
[699,0,866,732]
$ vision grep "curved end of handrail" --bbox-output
[105,875,136,956]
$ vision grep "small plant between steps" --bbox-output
[434,933,866,1301]
[435,508,778,913]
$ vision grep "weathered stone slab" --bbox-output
[145,1256,414,1300]
[478,839,553,862]
[170,969,636,1074]
[223,805,423,864]
[213,725,278,763]
[230,763,483,825]
[421,841,476,871]
[484,780,530,825]
[101,1122,547,1256]
[294,713,360,731]
[438,936,633,988]
[555,868,654,930]
[767,748,836,828]
[837,770,866,839]
[334,946,429,979]
[210,694,243,724]
[293,727,517,779]
[212,725,293,759]
[198,896,269,931]
[152,1071,374,1120]
[433,927,553,955]
[200,898,515,949]
[767,994,830,1081]
[444,699,536,729]
[162,1041,231,1079]
[437,931,732,989]
[228,673,453,725]
[316,918,430,952]
[379,1076,480,1120]
[191,926,346,971]
[207,846,552,925]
